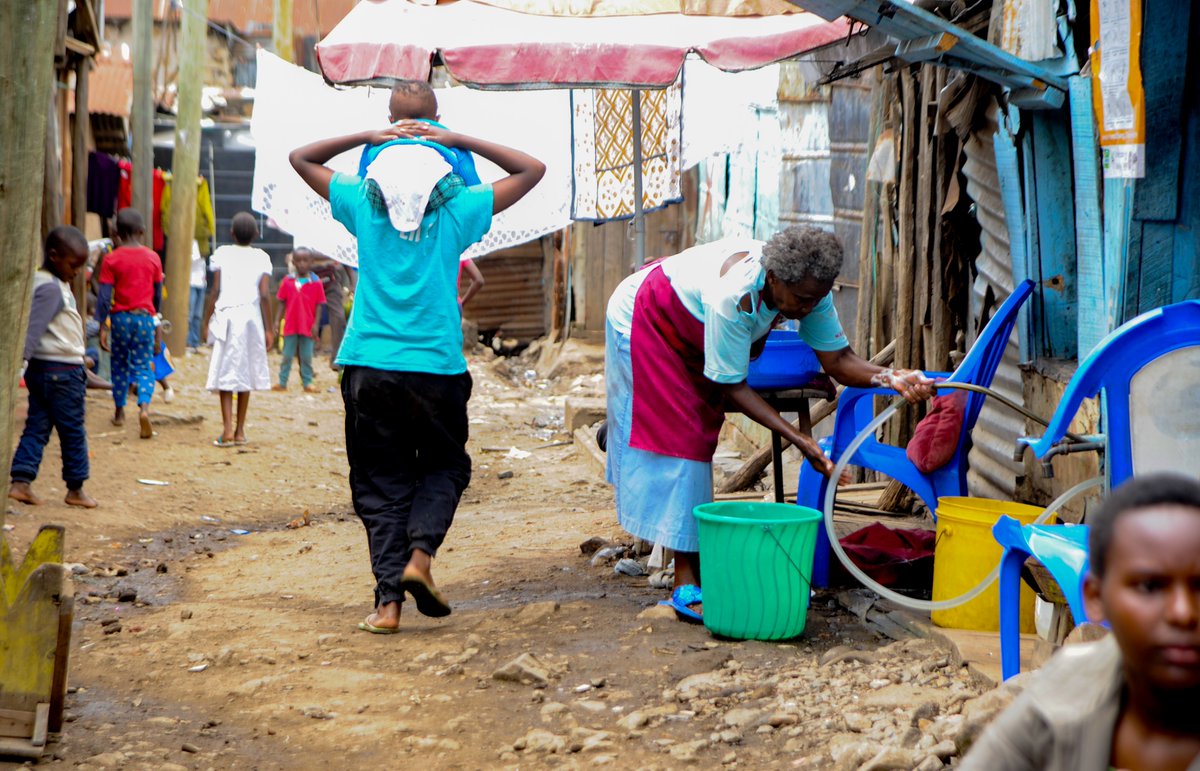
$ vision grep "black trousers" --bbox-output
[341,365,472,607]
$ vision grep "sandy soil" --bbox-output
[2,343,972,770]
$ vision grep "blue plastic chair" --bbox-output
[996,300,1200,679]
[797,279,1035,586]
[994,517,1090,679]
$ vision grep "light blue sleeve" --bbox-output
[329,172,365,237]
[797,294,849,352]
[443,184,494,254]
[702,295,754,384]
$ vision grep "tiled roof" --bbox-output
[104,0,358,38]
[69,53,134,117]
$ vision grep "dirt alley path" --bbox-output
[3,344,984,770]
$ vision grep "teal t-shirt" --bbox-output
[329,172,493,374]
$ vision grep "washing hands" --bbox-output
[871,368,936,404]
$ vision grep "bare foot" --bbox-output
[303,385,320,393]
[8,481,42,505]
[112,407,125,426]
[139,410,153,439]
[65,489,98,508]
[359,601,401,633]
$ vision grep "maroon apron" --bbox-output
[629,265,726,462]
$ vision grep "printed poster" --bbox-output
[1090,0,1145,178]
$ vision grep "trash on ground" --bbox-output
[287,510,312,529]
[137,479,169,486]
[614,558,646,577]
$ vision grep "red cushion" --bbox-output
[905,391,967,473]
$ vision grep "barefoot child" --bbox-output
[963,473,1200,770]
[290,107,544,634]
[273,247,326,392]
[95,208,163,439]
[9,226,99,509]
[204,212,274,447]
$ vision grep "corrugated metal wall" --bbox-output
[824,81,871,349]
[464,241,548,341]
[962,101,1025,500]
[778,65,834,231]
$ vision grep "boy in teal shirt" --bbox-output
[290,105,544,634]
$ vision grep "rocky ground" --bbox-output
[1,341,1021,770]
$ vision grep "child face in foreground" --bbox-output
[292,251,312,277]
[1085,504,1200,692]
[47,244,89,284]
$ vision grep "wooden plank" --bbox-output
[992,119,1031,355]
[30,703,48,747]
[1029,111,1077,359]
[0,737,42,759]
[48,594,73,733]
[1071,73,1107,356]
[1103,178,1135,327]
[1137,221,1177,313]
[1131,0,1190,222]
[895,69,917,373]
[0,708,35,739]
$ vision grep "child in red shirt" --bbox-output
[95,208,163,439]
[273,247,326,392]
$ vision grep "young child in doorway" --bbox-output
[273,247,326,392]
[9,226,99,509]
[95,208,163,439]
[204,212,274,447]
[962,473,1200,771]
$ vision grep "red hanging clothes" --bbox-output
[117,159,133,211]
[151,169,166,252]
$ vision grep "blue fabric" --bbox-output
[357,120,480,185]
[187,285,206,347]
[280,334,315,387]
[329,172,493,375]
[12,361,89,487]
[110,311,156,407]
[605,319,711,553]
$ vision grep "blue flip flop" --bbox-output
[658,584,703,624]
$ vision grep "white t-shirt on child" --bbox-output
[210,244,272,309]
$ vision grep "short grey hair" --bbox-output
[761,226,843,284]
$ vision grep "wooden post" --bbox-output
[72,54,91,317]
[273,0,295,63]
[0,0,61,529]
[42,93,64,240]
[163,0,205,355]
[131,0,153,220]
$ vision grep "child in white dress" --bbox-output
[204,212,274,446]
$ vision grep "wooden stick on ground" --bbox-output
[717,340,896,494]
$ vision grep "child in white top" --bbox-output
[203,212,274,446]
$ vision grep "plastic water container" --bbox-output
[931,497,1043,632]
[693,502,822,640]
[746,331,821,390]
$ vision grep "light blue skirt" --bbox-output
[605,319,713,553]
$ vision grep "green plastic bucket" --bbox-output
[693,502,822,641]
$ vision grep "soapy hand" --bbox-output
[871,368,936,404]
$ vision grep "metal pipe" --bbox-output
[630,89,646,272]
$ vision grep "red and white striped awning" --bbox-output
[316,0,849,89]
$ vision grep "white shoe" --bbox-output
[162,385,175,404]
